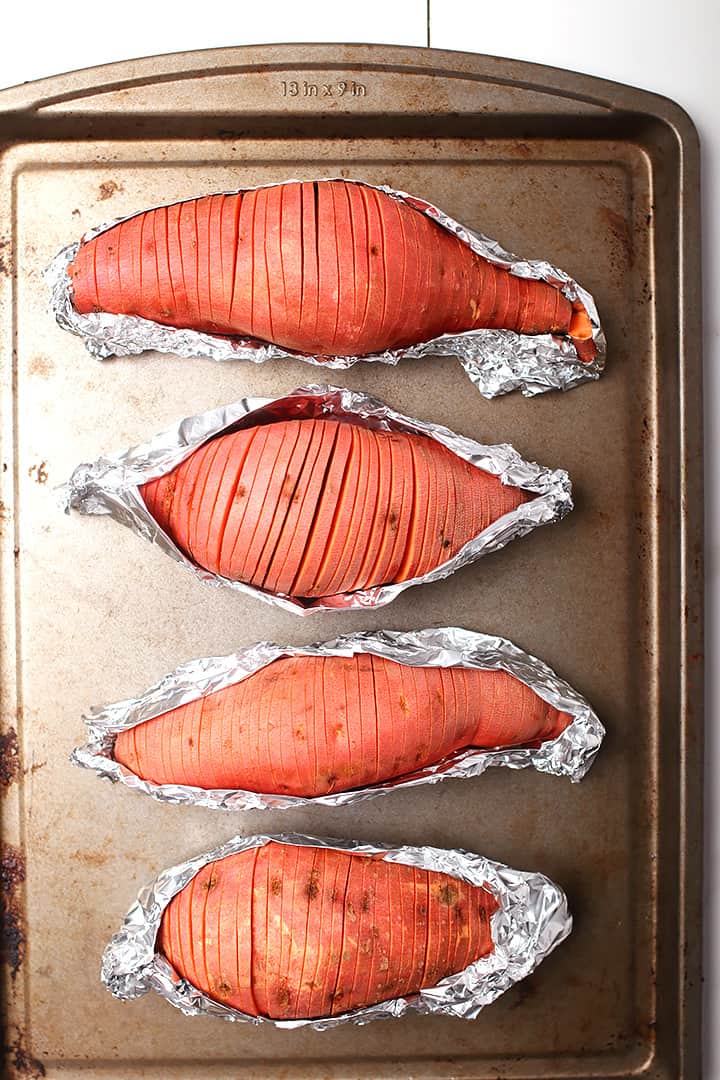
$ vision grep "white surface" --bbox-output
[0,2,427,86]
[1,0,716,1072]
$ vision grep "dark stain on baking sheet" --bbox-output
[0,237,10,277]
[0,845,26,978]
[98,180,123,201]
[5,1027,46,1078]
[508,976,537,1009]
[27,356,55,380]
[27,463,48,485]
[71,847,110,868]
[0,730,20,789]
[599,206,635,268]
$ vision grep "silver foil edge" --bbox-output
[72,627,604,810]
[44,177,605,399]
[101,833,572,1026]
[62,385,573,615]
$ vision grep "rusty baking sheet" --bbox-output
[0,44,702,1079]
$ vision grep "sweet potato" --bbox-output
[156,841,499,1018]
[69,179,595,359]
[114,654,571,796]
[139,418,528,598]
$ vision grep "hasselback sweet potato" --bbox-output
[69,179,594,359]
[157,841,499,1018]
[114,654,571,796]
[139,418,528,598]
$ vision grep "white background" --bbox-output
[2,0,717,1072]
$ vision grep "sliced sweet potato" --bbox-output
[299,182,320,350]
[137,210,158,317]
[351,430,389,593]
[268,421,336,596]
[218,194,240,323]
[216,424,274,579]
[251,421,316,589]
[297,423,356,598]
[71,179,587,356]
[344,181,371,353]
[236,422,301,584]
[115,654,574,797]
[395,199,425,345]
[394,433,428,583]
[291,423,352,597]
[330,181,358,353]
[316,178,340,352]
[185,438,223,563]
[415,435,444,579]
[250,186,273,344]
[278,182,303,339]
[314,850,351,1017]
[171,447,208,558]
[159,843,500,1020]
[250,843,272,1017]
[230,190,256,335]
[357,184,385,353]
[318,424,365,597]
[225,849,258,1013]
[188,436,233,569]
[375,651,409,781]
[319,656,347,795]
[287,656,314,795]
[451,668,471,755]
[387,857,413,999]
[202,427,259,572]
[357,428,395,590]
[193,195,213,330]
[468,244,495,327]
[152,205,176,323]
[116,218,138,314]
[488,262,510,328]
[262,420,319,592]
[331,852,364,1015]
[139,418,531,598]
[352,653,379,789]
[263,183,287,342]
[270,843,301,1017]
[382,431,415,586]
[342,426,381,595]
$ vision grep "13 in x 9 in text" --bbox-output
[279,80,368,98]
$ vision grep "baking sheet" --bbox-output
[0,44,702,1080]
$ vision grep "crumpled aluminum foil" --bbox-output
[72,627,604,810]
[44,177,605,399]
[102,833,572,1027]
[62,385,573,614]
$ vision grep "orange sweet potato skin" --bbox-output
[157,842,499,1019]
[114,654,571,796]
[139,418,529,599]
[69,180,594,359]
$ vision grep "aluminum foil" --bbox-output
[72,627,604,810]
[62,385,573,614]
[102,833,572,1027]
[44,177,605,399]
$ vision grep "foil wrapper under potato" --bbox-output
[62,385,573,614]
[102,833,572,1027]
[44,178,605,399]
[72,627,604,810]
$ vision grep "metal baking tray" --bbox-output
[0,44,702,1079]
